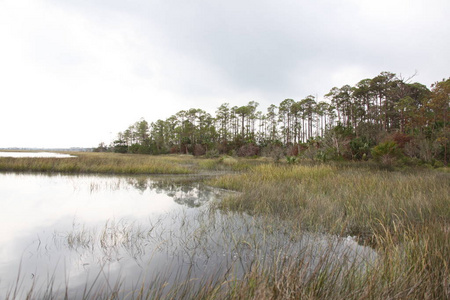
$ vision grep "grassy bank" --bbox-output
[207,164,450,299]
[209,164,449,241]
[0,152,265,174]
[0,152,194,174]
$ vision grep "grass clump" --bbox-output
[195,155,265,172]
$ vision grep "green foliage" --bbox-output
[128,143,141,154]
[113,140,128,153]
[93,142,109,152]
[104,73,447,165]
[371,141,404,167]
[332,123,354,138]
[349,137,371,160]
[315,147,341,162]
[285,156,298,164]
[205,149,220,158]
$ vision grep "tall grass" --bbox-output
[209,164,449,240]
[0,152,192,174]
[2,157,449,299]
[5,209,379,300]
[0,152,268,174]
[208,163,450,299]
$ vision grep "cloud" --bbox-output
[42,0,450,94]
[0,0,448,147]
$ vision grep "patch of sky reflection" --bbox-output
[0,173,377,298]
[0,152,76,158]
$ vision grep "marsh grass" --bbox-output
[5,212,448,299]
[0,152,269,175]
[208,163,450,299]
[5,208,378,300]
[2,157,449,299]
[196,156,268,172]
[0,152,193,174]
[209,164,449,240]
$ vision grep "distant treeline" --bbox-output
[96,72,449,166]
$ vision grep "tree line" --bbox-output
[96,72,449,166]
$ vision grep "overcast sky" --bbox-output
[1,0,448,148]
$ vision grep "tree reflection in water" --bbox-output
[0,173,377,299]
[124,176,222,208]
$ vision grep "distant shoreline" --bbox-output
[0,147,92,152]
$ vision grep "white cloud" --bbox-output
[0,0,448,148]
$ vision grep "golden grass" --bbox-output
[209,164,449,240]
[206,163,450,299]
[0,152,193,174]
[2,155,449,299]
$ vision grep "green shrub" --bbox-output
[371,141,403,168]
[286,156,298,164]
[205,149,220,158]
[350,137,371,160]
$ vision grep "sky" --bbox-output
[0,0,449,148]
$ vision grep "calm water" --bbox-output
[0,151,76,158]
[0,172,377,298]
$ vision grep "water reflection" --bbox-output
[0,173,377,299]
[0,173,233,297]
[0,151,76,158]
[125,176,218,208]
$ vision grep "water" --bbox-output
[0,152,76,158]
[0,172,377,298]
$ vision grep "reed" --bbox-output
[207,163,450,299]
[2,157,449,299]
[6,209,379,299]
[6,207,449,299]
[0,152,193,174]
[209,164,449,241]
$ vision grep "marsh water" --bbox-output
[0,151,76,158]
[0,171,377,298]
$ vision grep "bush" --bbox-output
[371,141,404,168]
[93,143,109,152]
[390,132,412,148]
[286,144,300,156]
[286,156,298,164]
[113,145,128,154]
[236,144,260,157]
[170,146,180,154]
[261,144,285,162]
[193,144,206,156]
[128,143,141,154]
[216,141,230,154]
[205,149,220,158]
[350,137,371,160]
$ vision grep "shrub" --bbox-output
[170,146,180,154]
[286,144,300,156]
[286,156,298,164]
[350,137,371,160]
[193,144,206,156]
[205,149,220,158]
[216,141,230,154]
[390,132,412,148]
[261,144,285,162]
[371,141,403,168]
[128,143,141,154]
[237,144,260,157]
